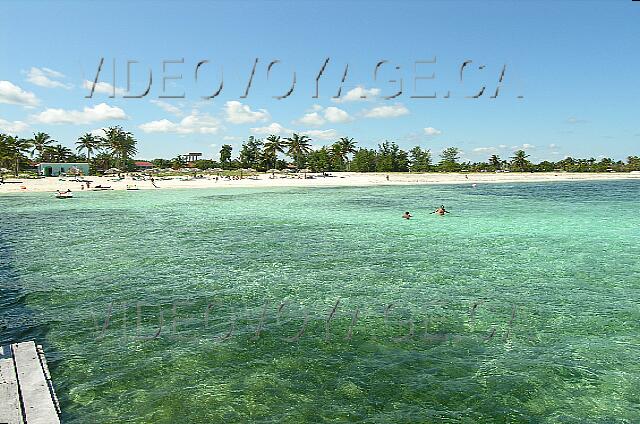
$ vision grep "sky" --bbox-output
[0,0,639,162]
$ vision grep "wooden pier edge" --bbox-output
[0,341,61,424]
[36,345,61,416]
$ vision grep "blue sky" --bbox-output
[1,0,639,162]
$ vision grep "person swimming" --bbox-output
[402,211,412,219]
[431,205,450,216]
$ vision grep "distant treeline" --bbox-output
[1,128,639,175]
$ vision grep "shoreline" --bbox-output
[1,172,639,194]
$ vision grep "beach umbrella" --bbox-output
[298,168,311,173]
[104,168,121,174]
[267,169,282,173]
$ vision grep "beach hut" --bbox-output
[37,163,89,177]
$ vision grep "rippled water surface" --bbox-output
[1,181,639,423]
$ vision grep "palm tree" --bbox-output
[337,137,357,170]
[219,144,233,168]
[30,132,54,159]
[330,142,344,169]
[511,150,530,172]
[76,133,101,161]
[285,133,312,168]
[264,135,285,153]
[262,135,286,170]
[100,126,137,169]
[488,154,501,170]
[93,152,113,172]
[171,156,187,170]
[6,136,32,175]
[50,144,73,162]
[116,134,137,168]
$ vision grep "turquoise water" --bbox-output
[1,181,639,423]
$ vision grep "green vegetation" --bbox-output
[1,127,138,176]
[2,129,640,176]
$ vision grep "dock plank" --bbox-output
[11,342,60,424]
[0,345,23,424]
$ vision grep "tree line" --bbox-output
[1,128,639,175]
[0,127,137,175]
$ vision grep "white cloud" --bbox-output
[0,117,29,133]
[566,117,588,124]
[301,129,338,140]
[82,80,127,96]
[362,103,409,119]
[251,122,292,135]
[0,81,40,107]
[224,101,269,124]
[150,99,183,116]
[332,86,380,103]
[549,143,558,149]
[498,144,508,149]
[89,128,108,137]
[139,111,220,134]
[296,112,325,126]
[32,103,128,124]
[511,144,535,150]
[295,106,352,126]
[25,67,72,89]
[323,106,352,123]
[222,135,241,141]
[423,127,442,136]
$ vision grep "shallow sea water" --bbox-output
[1,181,639,423]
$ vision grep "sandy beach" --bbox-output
[1,172,639,194]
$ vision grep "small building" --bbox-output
[37,163,90,177]
[134,161,154,170]
[181,152,203,162]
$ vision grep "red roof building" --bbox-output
[134,161,154,168]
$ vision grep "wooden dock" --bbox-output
[0,341,60,424]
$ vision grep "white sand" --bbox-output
[0,172,638,194]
